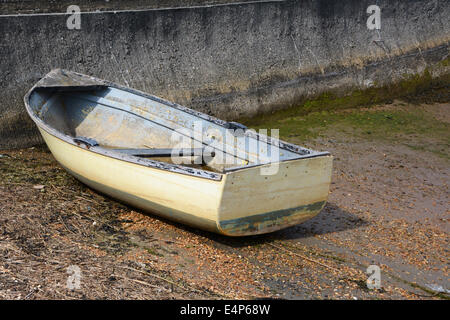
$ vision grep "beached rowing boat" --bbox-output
[24,69,332,236]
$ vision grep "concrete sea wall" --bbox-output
[0,0,449,148]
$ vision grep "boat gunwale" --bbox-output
[24,69,330,181]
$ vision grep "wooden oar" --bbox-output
[112,148,215,158]
[73,137,216,158]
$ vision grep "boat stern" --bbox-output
[217,155,333,236]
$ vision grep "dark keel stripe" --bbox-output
[220,201,326,233]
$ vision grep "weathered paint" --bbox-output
[219,201,326,236]
[24,70,333,236]
[217,155,333,236]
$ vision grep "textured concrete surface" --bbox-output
[0,0,258,14]
[0,0,449,148]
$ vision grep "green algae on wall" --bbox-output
[242,69,450,127]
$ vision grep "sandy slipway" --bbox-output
[0,101,448,300]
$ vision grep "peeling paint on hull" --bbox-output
[219,201,326,236]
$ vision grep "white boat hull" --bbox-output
[25,69,333,236]
[39,127,332,236]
